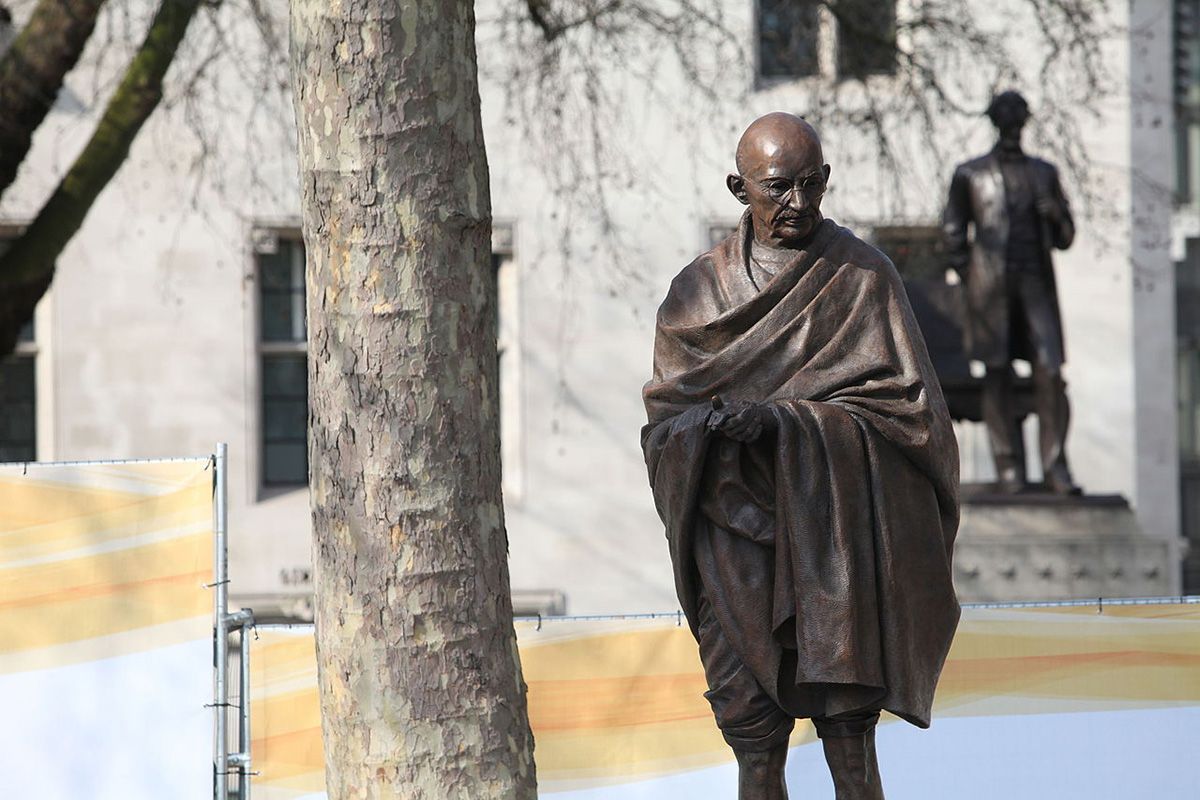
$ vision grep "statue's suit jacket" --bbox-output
[942,150,1074,366]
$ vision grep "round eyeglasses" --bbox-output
[744,172,827,204]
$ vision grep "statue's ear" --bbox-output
[822,164,831,183]
[727,174,749,205]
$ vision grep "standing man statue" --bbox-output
[642,112,960,800]
[942,90,1079,494]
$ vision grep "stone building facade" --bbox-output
[0,0,1187,616]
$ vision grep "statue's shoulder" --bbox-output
[670,244,723,292]
[823,222,902,287]
[1026,155,1059,177]
[953,153,995,179]
[657,248,723,323]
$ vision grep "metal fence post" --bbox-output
[239,622,252,800]
[214,443,229,800]
[224,610,255,799]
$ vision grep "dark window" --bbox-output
[836,0,897,78]
[0,356,35,462]
[261,353,308,486]
[706,222,739,249]
[1176,0,1200,205]
[0,232,35,463]
[258,235,309,488]
[255,235,517,490]
[1178,236,1200,592]
[873,225,944,281]
[259,242,307,342]
[758,0,820,80]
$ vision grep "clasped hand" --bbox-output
[706,398,777,443]
[1035,194,1061,223]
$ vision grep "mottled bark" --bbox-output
[289,2,537,798]
[0,0,201,358]
[0,0,107,199]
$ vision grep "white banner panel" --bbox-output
[0,459,215,799]
[251,601,1200,798]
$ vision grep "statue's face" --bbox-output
[728,130,830,248]
[990,100,1029,150]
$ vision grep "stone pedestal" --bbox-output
[953,486,1177,602]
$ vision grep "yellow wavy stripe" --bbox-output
[0,508,210,563]
[0,460,210,494]
[0,616,212,675]
[0,477,210,559]
[0,461,213,670]
[250,604,1200,792]
[520,625,705,679]
[252,689,324,777]
[521,625,791,782]
[0,533,211,654]
[252,632,326,797]
[0,478,144,530]
[936,610,1200,717]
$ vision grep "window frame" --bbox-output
[754,0,823,87]
[252,227,310,494]
[870,223,945,281]
[0,344,37,463]
[834,0,898,80]
[753,0,900,87]
[248,224,523,498]
[1176,0,1200,206]
[493,221,525,504]
[702,220,740,251]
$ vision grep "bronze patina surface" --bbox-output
[943,90,1079,495]
[642,112,960,799]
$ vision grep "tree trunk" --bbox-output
[289,2,537,798]
[0,0,202,357]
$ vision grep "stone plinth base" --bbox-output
[953,486,1175,602]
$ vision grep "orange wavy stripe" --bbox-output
[942,650,1200,692]
[528,674,710,731]
[250,609,1200,790]
[0,569,210,612]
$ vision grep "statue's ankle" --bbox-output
[733,744,789,800]
[821,730,884,800]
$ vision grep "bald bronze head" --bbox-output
[728,112,830,248]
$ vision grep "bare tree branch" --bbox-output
[485,0,1118,270]
[0,0,204,357]
[0,0,108,199]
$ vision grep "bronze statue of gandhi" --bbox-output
[643,113,960,799]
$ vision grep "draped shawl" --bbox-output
[642,213,960,727]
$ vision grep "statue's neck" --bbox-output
[750,236,795,268]
[995,136,1024,157]
[749,219,822,253]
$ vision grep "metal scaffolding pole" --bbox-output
[224,610,254,798]
[213,443,229,800]
[239,624,252,800]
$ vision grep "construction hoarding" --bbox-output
[250,601,1200,798]
[0,459,214,799]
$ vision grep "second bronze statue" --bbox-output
[943,90,1080,495]
[642,112,960,799]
